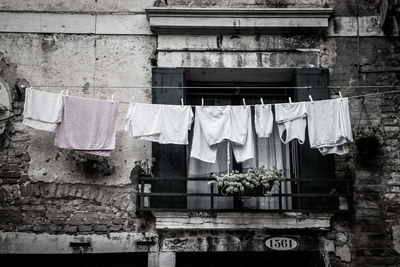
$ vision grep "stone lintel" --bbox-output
[146,7,333,34]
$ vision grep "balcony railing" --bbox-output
[137,176,353,213]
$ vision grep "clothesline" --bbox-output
[117,89,400,105]
[29,84,400,89]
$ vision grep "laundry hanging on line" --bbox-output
[307,98,353,155]
[22,88,354,158]
[55,95,119,157]
[23,88,63,132]
[190,106,255,164]
[125,103,194,145]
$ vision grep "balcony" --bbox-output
[137,176,352,214]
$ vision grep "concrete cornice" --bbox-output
[146,7,333,34]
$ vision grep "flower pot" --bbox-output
[355,136,379,158]
[242,185,265,196]
[218,185,265,197]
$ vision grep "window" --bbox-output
[144,68,346,212]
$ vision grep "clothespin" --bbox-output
[338,91,343,98]
[111,94,114,103]
[308,95,314,104]
[260,98,264,106]
[66,90,69,96]
[180,98,184,106]
[288,97,292,104]
[132,96,135,103]
[60,90,64,95]
[242,98,246,107]
[201,98,204,107]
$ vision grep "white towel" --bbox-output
[307,98,353,155]
[23,88,63,132]
[125,103,194,145]
[254,104,274,138]
[275,102,308,144]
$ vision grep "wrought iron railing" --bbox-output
[137,176,353,213]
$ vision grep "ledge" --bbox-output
[145,7,333,34]
[154,212,333,230]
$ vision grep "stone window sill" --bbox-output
[154,212,332,230]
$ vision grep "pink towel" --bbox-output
[55,96,119,157]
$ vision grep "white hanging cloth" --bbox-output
[190,106,255,163]
[274,102,308,144]
[307,97,353,155]
[254,104,274,138]
[23,88,63,132]
[125,103,194,145]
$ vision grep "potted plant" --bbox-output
[134,158,155,209]
[134,157,156,177]
[355,126,380,158]
[209,166,285,198]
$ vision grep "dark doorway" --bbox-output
[176,251,323,267]
[1,253,148,267]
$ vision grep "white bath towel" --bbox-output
[23,88,63,132]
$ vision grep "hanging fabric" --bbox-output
[254,104,274,138]
[307,98,353,155]
[190,106,255,163]
[274,102,308,144]
[23,88,63,132]
[125,103,194,145]
[55,96,119,157]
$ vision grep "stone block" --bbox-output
[93,225,108,232]
[63,225,78,233]
[78,225,93,232]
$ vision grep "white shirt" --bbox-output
[125,103,194,145]
[190,106,255,163]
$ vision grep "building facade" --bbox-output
[1,0,400,266]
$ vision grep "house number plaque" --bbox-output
[265,237,299,251]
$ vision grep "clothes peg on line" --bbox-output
[180,98,184,106]
[60,90,64,95]
[338,91,343,98]
[242,98,246,107]
[132,96,135,103]
[66,90,69,96]
[201,98,204,107]
[260,98,264,106]
[289,97,292,104]
[308,95,314,104]
[111,94,114,103]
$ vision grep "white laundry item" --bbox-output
[307,98,353,155]
[195,106,249,146]
[189,108,219,163]
[23,88,63,132]
[125,103,162,138]
[274,102,308,144]
[125,103,194,145]
[190,106,254,163]
[254,104,274,138]
[231,108,255,162]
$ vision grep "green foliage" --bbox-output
[355,125,379,139]
[209,167,285,197]
[134,157,156,176]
